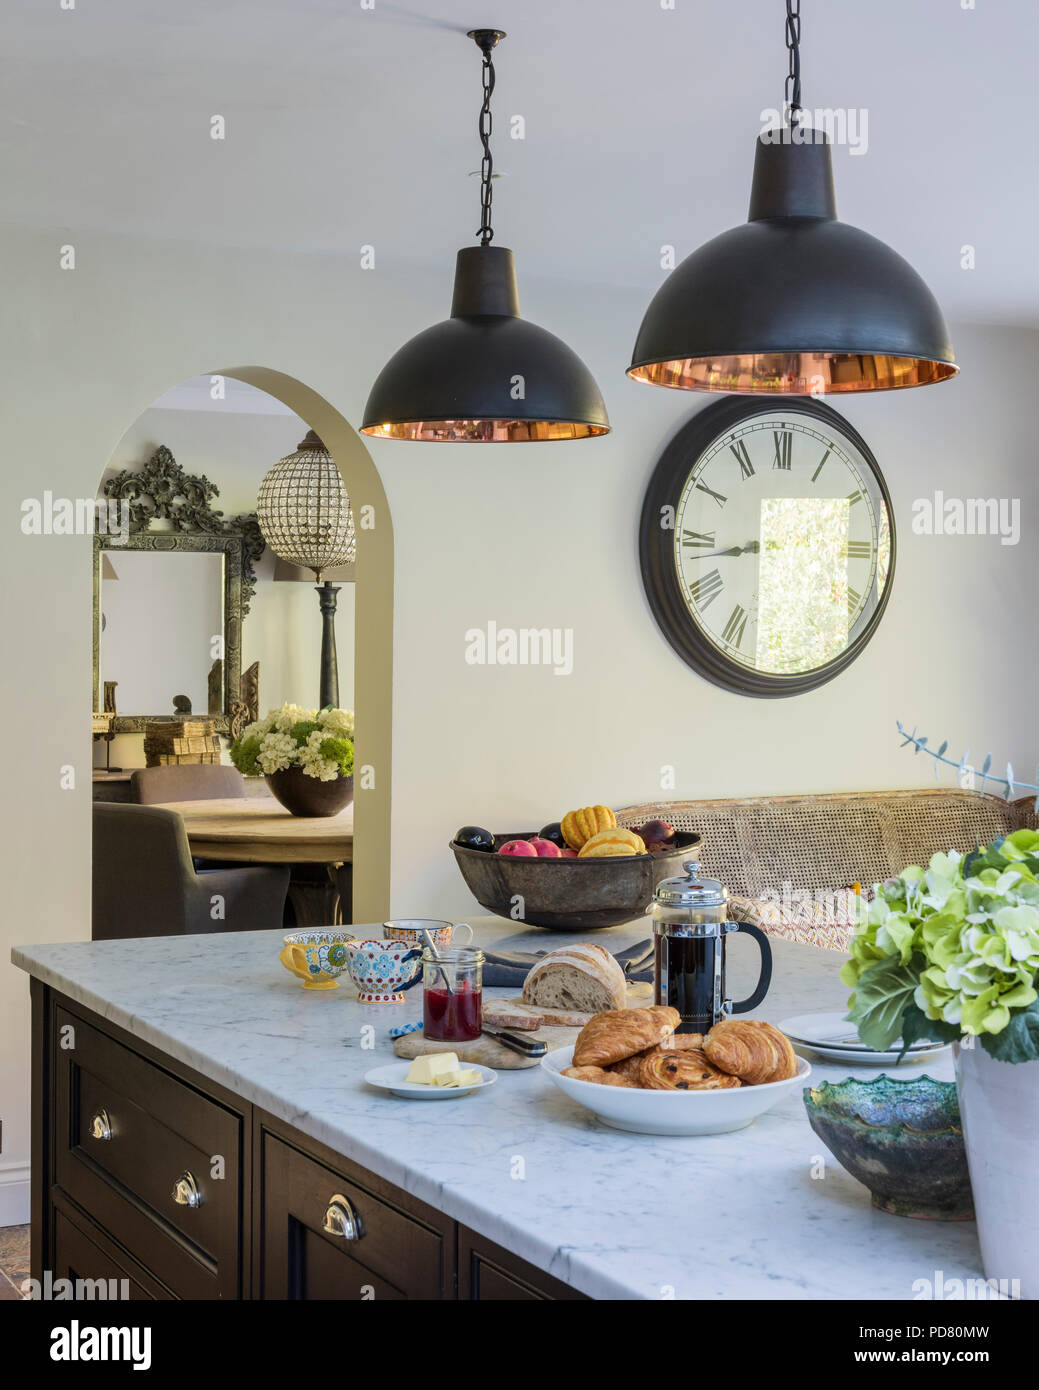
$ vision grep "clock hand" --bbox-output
[694,541,761,560]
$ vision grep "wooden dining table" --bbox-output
[157,797,354,926]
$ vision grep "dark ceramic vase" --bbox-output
[266,767,354,818]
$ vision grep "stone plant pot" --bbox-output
[266,766,354,818]
[954,1040,1039,1299]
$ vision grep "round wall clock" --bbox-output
[639,397,895,697]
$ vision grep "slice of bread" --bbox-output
[482,999,594,1031]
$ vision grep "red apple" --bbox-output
[528,837,562,858]
[559,846,578,858]
[498,839,538,857]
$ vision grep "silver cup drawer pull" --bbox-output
[90,1109,113,1142]
[172,1171,203,1209]
[322,1193,364,1241]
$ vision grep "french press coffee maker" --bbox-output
[650,859,773,1035]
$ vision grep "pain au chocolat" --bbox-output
[572,1005,681,1068]
[638,1048,741,1091]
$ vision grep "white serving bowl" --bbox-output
[541,1045,811,1136]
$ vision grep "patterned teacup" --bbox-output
[346,939,424,1003]
[382,919,474,952]
[280,930,354,991]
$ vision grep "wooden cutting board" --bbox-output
[392,1025,579,1071]
[391,984,653,1070]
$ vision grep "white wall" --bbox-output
[97,405,356,768]
[1,217,1036,1221]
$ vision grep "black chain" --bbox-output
[785,0,802,124]
[477,46,496,245]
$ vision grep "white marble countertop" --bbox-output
[13,918,985,1300]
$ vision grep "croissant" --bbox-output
[572,1005,680,1068]
[745,1020,799,1081]
[638,1049,742,1091]
[704,1019,796,1085]
[562,1065,637,1088]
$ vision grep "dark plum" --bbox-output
[453,825,495,852]
[537,822,567,849]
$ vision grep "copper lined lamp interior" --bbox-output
[364,418,610,442]
[629,352,959,395]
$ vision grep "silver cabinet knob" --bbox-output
[90,1109,113,1142]
[172,1171,203,1209]
[322,1192,364,1241]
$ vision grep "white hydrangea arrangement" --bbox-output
[231,704,355,783]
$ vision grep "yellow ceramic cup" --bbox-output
[279,930,355,990]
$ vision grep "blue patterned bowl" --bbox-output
[345,938,423,1003]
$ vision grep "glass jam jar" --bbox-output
[422,946,484,1041]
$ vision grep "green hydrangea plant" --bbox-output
[842,831,1039,1063]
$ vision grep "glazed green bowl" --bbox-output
[804,1075,974,1221]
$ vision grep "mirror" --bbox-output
[93,531,244,731]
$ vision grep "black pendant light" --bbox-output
[628,0,957,395]
[362,29,610,442]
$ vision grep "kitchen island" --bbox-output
[13,918,985,1300]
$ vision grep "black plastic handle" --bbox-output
[728,922,773,1014]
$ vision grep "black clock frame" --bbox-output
[639,395,897,698]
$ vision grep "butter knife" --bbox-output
[481,1023,548,1058]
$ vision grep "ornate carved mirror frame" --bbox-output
[92,445,264,734]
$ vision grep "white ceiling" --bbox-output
[4,0,1037,324]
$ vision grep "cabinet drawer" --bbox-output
[52,1204,166,1301]
[458,1226,587,1301]
[53,1004,243,1299]
[259,1133,446,1299]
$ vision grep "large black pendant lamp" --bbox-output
[628,0,957,395]
[362,30,609,442]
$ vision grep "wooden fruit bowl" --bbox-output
[450,831,703,931]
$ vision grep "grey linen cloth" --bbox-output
[481,939,654,989]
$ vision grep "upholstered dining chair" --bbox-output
[92,804,289,940]
[129,764,249,805]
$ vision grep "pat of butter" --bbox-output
[405,1052,460,1085]
[437,1068,482,1089]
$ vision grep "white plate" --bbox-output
[541,1045,810,1136]
[364,1061,497,1100]
[777,1011,950,1064]
[784,1039,950,1065]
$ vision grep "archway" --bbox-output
[96,365,393,922]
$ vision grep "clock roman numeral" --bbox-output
[681,529,716,549]
[721,604,748,650]
[847,490,864,507]
[689,569,724,611]
[811,449,831,482]
[848,585,862,616]
[695,480,728,509]
[772,431,793,470]
[729,439,755,479]
[845,540,872,559]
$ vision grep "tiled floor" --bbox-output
[0,1225,29,1300]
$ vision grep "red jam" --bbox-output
[423,981,482,1041]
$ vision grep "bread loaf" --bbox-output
[522,943,626,1015]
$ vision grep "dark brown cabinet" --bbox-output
[257,1129,450,1299]
[52,1003,243,1299]
[31,981,586,1302]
